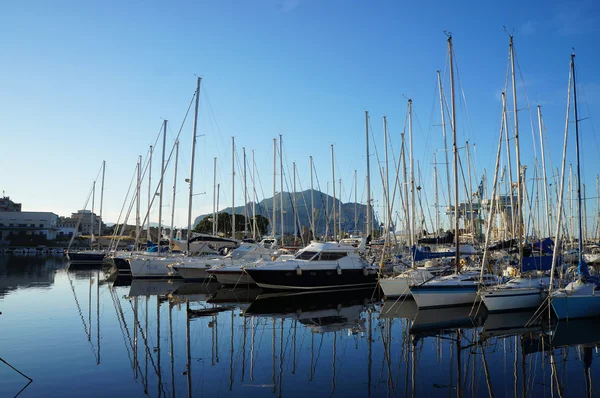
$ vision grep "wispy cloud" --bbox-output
[519,20,536,36]
[276,0,301,13]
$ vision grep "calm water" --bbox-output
[0,256,598,397]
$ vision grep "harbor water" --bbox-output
[0,255,598,397]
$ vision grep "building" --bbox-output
[0,196,22,212]
[0,211,59,242]
[67,210,105,236]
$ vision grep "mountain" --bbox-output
[193,189,377,235]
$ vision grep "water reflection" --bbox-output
[0,254,66,297]
[3,257,600,397]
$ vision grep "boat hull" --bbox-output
[129,257,182,279]
[481,288,546,312]
[410,285,480,309]
[245,268,378,291]
[67,251,105,266]
[170,265,211,281]
[207,269,255,285]
[551,294,600,320]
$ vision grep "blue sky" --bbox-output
[2,0,600,233]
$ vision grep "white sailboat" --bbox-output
[551,53,600,320]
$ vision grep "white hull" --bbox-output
[211,271,254,285]
[171,266,210,281]
[481,288,546,312]
[379,269,434,298]
[129,256,182,278]
[411,288,479,308]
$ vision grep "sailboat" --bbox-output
[480,36,556,312]
[410,35,502,309]
[551,53,600,320]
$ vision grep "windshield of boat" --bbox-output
[318,252,347,261]
[295,251,318,260]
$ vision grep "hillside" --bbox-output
[193,189,377,235]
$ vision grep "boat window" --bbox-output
[295,251,318,260]
[319,252,348,261]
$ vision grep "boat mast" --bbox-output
[147,144,153,243]
[157,119,167,255]
[572,53,585,270]
[354,169,358,234]
[448,34,460,271]
[409,99,416,252]
[365,110,372,237]
[401,132,410,245]
[98,160,105,250]
[252,150,257,240]
[273,138,277,238]
[384,115,390,239]
[537,106,552,237]
[331,144,337,240]
[509,35,524,265]
[169,140,179,252]
[466,142,475,243]
[232,136,236,240]
[186,77,201,251]
[213,157,217,235]
[279,134,284,244]
[549,55,573,291]
[136,155,141,251]
[438,70,453,229]
[310,156,315,240]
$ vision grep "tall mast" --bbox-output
[510,35,524,265]
[273,138,277,238]
[135,155,141,251]
[572,53,585,269]
[98,160,105,250]
[252,150,257,240]
[169,140,179,252]
[213,157,217,235]
[331,144,337,240]
[383,116,390,237]
[232,136,236,240]
[365,111,372,237]
[401,132,409,245]
[409,99,416,251]
[310,156,315,239]
[243,147,248,237]
[147,145,153,243]
[438,70,453,229]
[502,92,516,238]
[448,35,460,271]
[157,119,167,255]
[186,77,201,250]
[537,106,551,237]
[279,134,284,244]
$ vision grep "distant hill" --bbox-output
[193,189,377,235]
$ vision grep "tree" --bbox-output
[193,213,270,238]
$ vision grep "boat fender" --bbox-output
[363,266,368,276]
[296,266,302,276]
[337,265,342,275]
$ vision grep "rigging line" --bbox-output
[111,162,139,249]
[450,46,475,144]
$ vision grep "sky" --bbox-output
[2,0,600,234]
